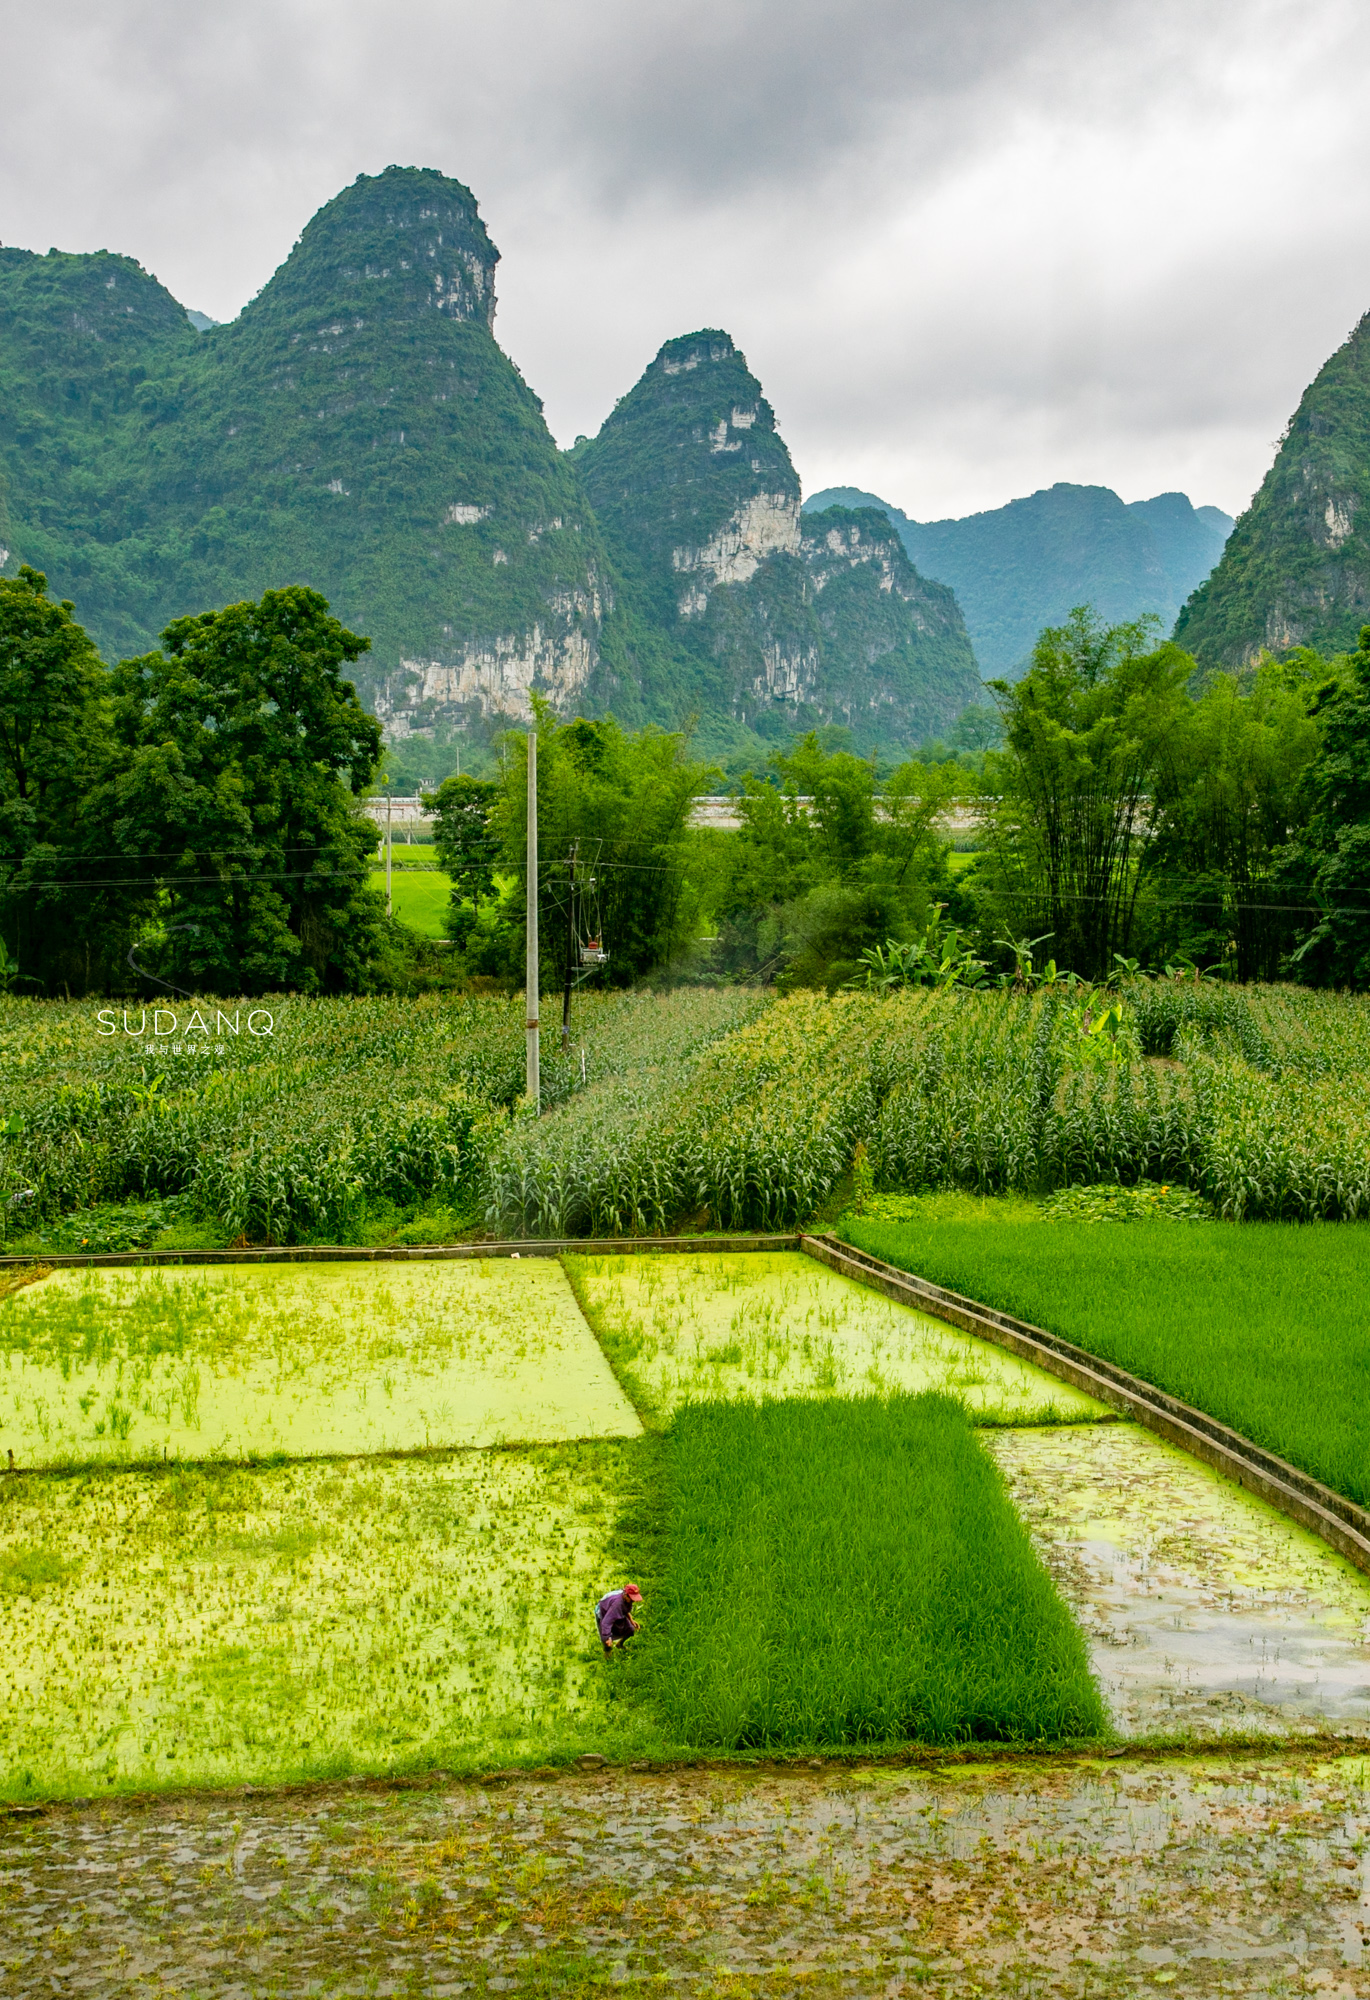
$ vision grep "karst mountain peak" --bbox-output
[241,166,500,334]
[0,170,983,761]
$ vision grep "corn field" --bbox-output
[489,981,1370,1232]
[4,981,1369,1240]
[0,989,760,1243]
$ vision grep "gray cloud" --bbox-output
[2,0,1368,519]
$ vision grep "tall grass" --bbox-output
[841,1217,1370,1507]
[636,1393,1105,1748]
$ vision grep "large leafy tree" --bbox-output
[975,609,1191,979]
[1281,627,1370,988]
[496,709,715,989]
[427,774,500,919]
[100,587,385,994]
[0,567,122,990]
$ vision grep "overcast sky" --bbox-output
[3,0,1368,521]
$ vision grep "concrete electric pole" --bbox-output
[525,730,540,1113]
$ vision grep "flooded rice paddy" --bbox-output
[567,1250,1109,1423]
[0,1260,641,1466]
[3,1753,1368,1997]
[0,1444,652,1800]
[988,1424,1370,1740]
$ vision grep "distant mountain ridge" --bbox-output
[1176,313,1370,668]
[806,482,1233,676]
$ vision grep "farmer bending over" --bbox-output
[596,1582,642,1653]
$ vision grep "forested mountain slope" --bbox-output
[0,170,984,762]
[576,332,981,752]
[1176,313,1370,668]
[0,167,620,740]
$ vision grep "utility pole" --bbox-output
[525,730,540,1112]
[385,779,393,916]
[562,839,578,1050]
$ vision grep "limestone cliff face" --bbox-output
[1177,313,1370,668]
[575,330,836,729]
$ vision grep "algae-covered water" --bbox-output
[0,1443,655,1800]
[987,1423,1370,1739]
[567,1250,1109,1423]
[0,1260,641,1468]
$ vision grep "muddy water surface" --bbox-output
[988,1424,1370,1739]
[3,1754,1368,1996]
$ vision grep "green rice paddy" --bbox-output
[10,1231,1353,1801]
[840,1215,1370,1507]
[634,1393,1107,1749]
[565,1251,1107,1424]
[0,1260,641,1469]
[0,1442,656,1801]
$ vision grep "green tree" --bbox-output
[496,709,715,989]
[1281,626,1370,987]
[975,609,1191,980]
[716,732,962,987]
[1144,656,1320,980]
[100,587,385,994]
[0,568,121,991]
[427,774,499,920]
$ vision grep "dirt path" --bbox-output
[4,1753,1369,1996]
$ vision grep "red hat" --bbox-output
[624,1583,643,1602]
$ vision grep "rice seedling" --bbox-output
[0,1442,659,1800]
[841,1214,1370,1506]
[0,1260,640,1469]
[632,1393,1106,1748]
[565,1251,1106,1426]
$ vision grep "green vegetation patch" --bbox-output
[0,1443,656,1800]
[635,1393,1105,1748]
[369,867,453,938]
[0,1260,640,1469]
[1037,1181,1215,1223]
[841,1216,1370,1507]
[565,1250,1106,1425]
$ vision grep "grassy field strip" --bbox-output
[0,1444,660,1802]
[635,1395,1105,1748]
[840,1216,1370,1507]
[367,867,450,937]
[985,1425,1370,1741]
[0,1261,641,1468]
[565,1250,1109,1424]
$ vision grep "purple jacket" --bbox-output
[596,1588,638,1642]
